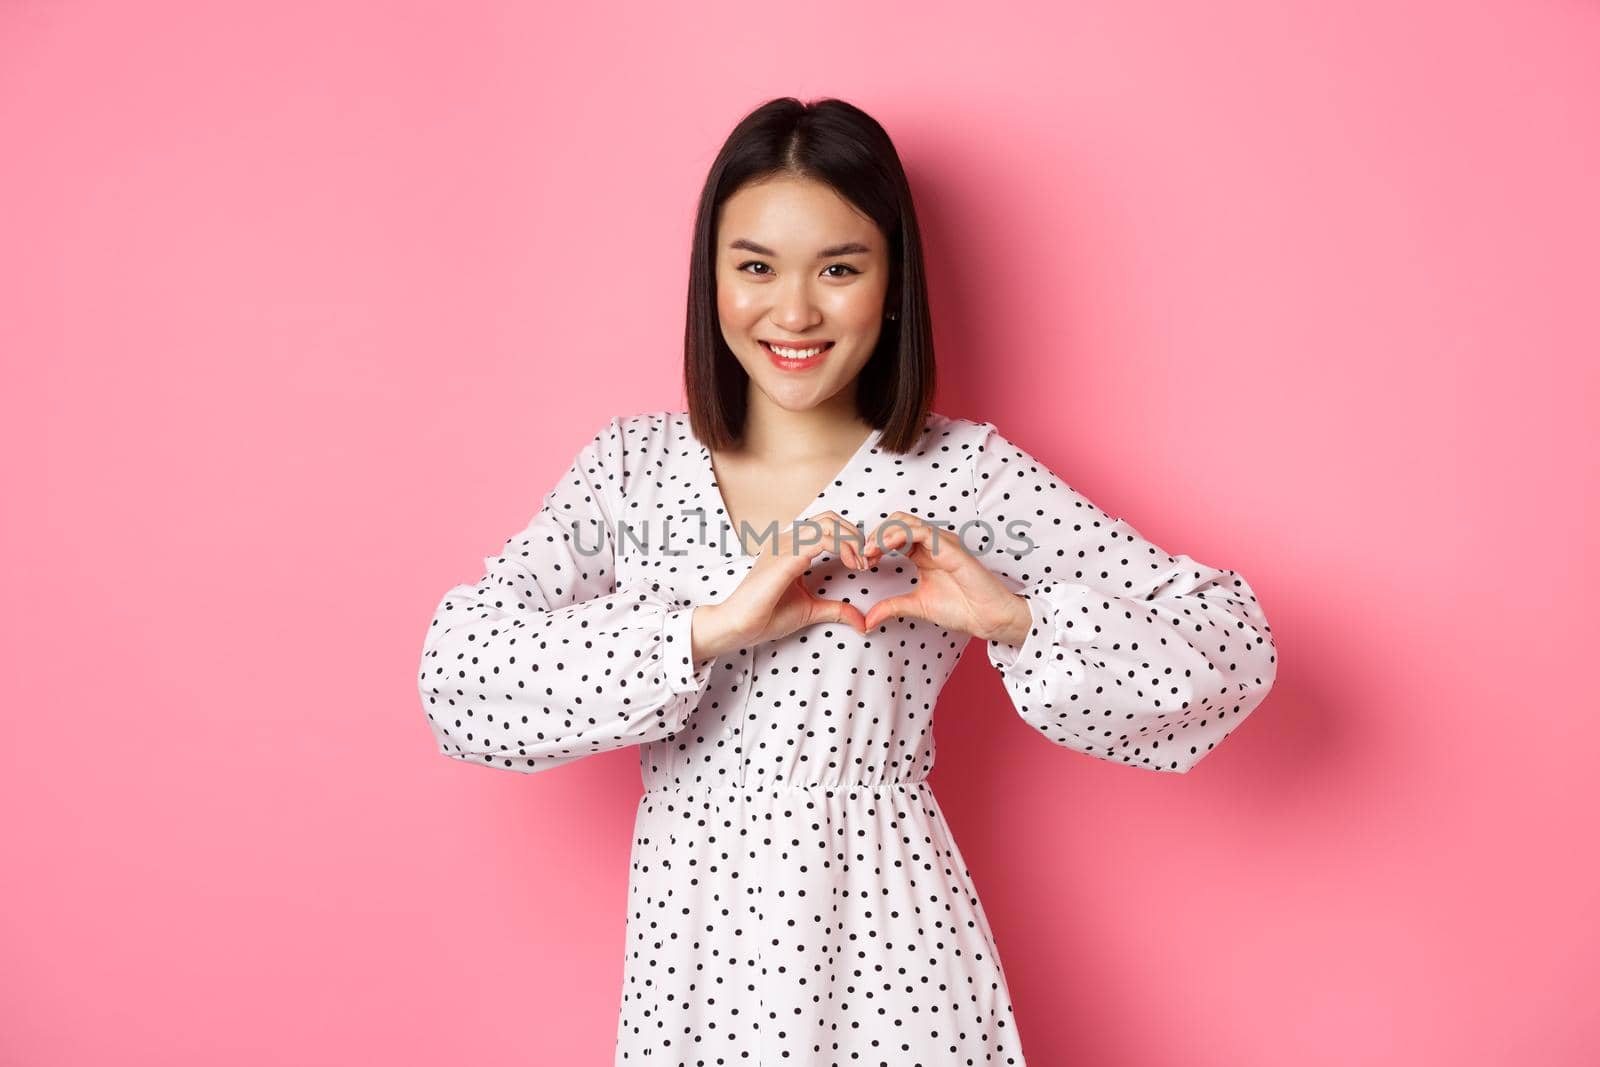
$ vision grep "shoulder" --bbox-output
[576,410,684,454]
[953,415,1035,459]
[936,415,1063,490]
[587,408,678,438]
[924,411,991,437]
[920,410,998,458]
[900,411,979,472]
[553,410,682,509]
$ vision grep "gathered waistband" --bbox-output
[642,778,930,797]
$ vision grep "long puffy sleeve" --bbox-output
[971,421,1278,773]
[417,417,715,774]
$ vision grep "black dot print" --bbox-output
[418,410,1279,1064]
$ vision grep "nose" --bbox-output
[769,274,823,333]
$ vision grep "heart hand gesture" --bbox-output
[692,511,870,659]
[855,511,1032,642]
[690,510,1033,663]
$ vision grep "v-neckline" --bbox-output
[693,414,882,559]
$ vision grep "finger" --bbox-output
[862,511,928,558]
[836,519,865,570]
[811,511,861,570]
[892,516,958,564]
[862,592,923,632]
[795,510,866,569]
[864,514,950,563]
[763,515,824,569]
[818,596,868,634]
[823,511,867,568]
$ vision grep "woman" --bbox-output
[418,96,1278,1065]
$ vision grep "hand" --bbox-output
[857,511,1032,641]
[691,510,869,660]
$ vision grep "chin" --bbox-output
[760,382,838,410]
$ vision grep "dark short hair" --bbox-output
[684,97,936,454]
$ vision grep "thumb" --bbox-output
[807,593,867,635]
[862,593,920,632]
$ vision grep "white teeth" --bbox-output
[766,342,828,359]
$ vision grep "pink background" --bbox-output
[6,1,1597,1064]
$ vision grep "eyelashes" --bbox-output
[737,261,863,279]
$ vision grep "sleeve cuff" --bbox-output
[662,605,716,696]
[987,590,1055,673]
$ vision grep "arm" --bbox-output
[972,421,1278,773]
[417,417,714,774]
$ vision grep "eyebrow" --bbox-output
[728,238,873,258]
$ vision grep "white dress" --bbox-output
[417,409,1278,1065]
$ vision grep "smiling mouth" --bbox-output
[760,340,835,360]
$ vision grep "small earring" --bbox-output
[885,310,897,320]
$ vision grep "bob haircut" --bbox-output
[684,97,936,455]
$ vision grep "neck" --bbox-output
[738,391,870,461]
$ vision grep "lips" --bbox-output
[761,339,834,371]
[761,340,835,353]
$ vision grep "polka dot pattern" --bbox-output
[418,414,714,775]
[418,410,1279,1064]
[971,421,1279,773]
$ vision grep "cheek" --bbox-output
[716,277,759,320]
[824,282,887,324]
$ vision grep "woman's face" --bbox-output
[715,174,891,417]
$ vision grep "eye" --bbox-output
[735,260,863,278]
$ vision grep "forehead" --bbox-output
[717,176,879,247]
